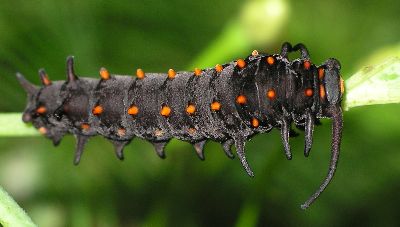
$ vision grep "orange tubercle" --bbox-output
[188,127,196,134]
[92,105,103,115]
[38,127,47,135]
[304,61,311,70]
[160,105,171,117]
[251,118,259,128]
[267,56,275,65]
[186,104,196,115]
[194,68,202,76]
[236,59,246,68]
[318,68,324,79]
[340,77,345,94]
[36,106,47,114]
[118,128,126,137]
[100,67,110,80]
[215,64,223,72]
[210,101,221,111]
[319,85,326,99]
[267,89,276,100]
[236,95,247,105]
[136,68,145,79]
[127,105,139,115]
[81,123,90,131]
[42,74,52,86]
[168,69,176,79]
[305,88,313,97]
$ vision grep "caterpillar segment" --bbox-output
[17,42,344,209]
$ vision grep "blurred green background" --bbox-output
[1,0,400,226]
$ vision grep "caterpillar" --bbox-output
[16,42,344,209]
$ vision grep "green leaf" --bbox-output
[0,186,37,227]
[344,57,400,110]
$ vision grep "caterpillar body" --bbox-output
[17,42,344,209]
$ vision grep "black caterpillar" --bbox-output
[17,42,344,209]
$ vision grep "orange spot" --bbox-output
[252,50,259,56]
[267,89,276,100]
[92,105,103,115]
[194,68,202,76]
[267,56,275,65]
[100,67,110,80]
[160,105,171,117]
[236,59,246,68]
[118,128,126,137]
[36,106,47,114]
[210,101,221,111]
[188,127,196,134]
[251,118,259,128]
[42,74,52,86]
[305,88,313,97]
[186,104,196,115]
[136,68,145,79]
[340,77,345,94]
[154,129,164,137]
[215,64,223,72]
[319,85,326,99]
[128,105,139,115]
[236,95,247,105]
[38,127,47,135]
[304,61,311,70]
[81,123,90,131]
[318,68,324,79]
[168,68,176,79]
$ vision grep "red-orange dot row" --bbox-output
[236,59,246,68]
[194,68,202,76]
[251,118,259,128]
[42,73,52,86]
[168,69,176,79]
[267,89,276,100]
[92,105,103,115]
[318,67,324,79]
[136,69,145,79]
[305,88,313,97]
[99,67,110,80]
[303,60,311,70]
[236,95,247,105]
[186,104,196,115]
[215,64,223,72]
[340,77,345,94]
[211,101,221,111]
[36,106,47,114]
[267,56,275,65]
[160,106,171,117]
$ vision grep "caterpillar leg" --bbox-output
[193,140,207,160]
[292,43,310,59]
[73,135,89,165]
[304,111,315,157]
[112,140,131,160]
[280,42,293,59]
[301,106,342,209]
[280,119,292,160]
[152,141,168,159]
[234,137,254,177]
[222,139,235,159]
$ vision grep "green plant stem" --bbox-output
[0,186,36,227]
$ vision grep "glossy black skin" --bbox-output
[17,42,343,209]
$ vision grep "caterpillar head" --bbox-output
[16,70,66,145]
[321,58,344,107]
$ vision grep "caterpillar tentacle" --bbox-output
[17,42,344,209]
[301,105,343,209]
